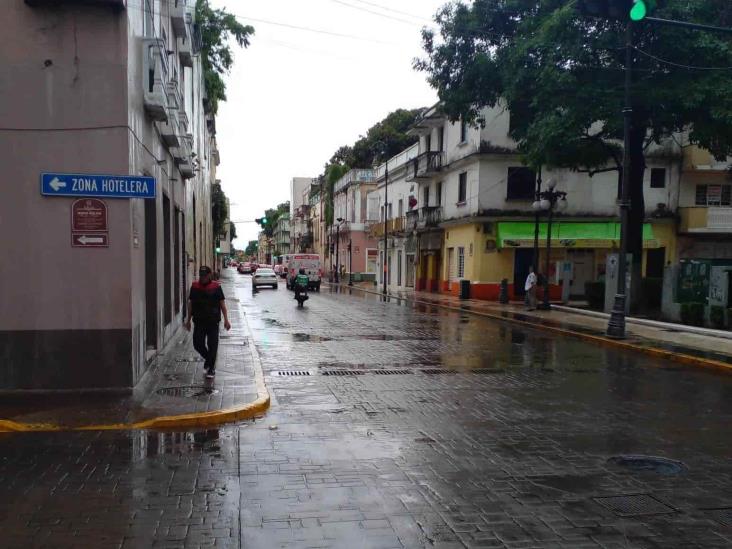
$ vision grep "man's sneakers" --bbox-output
[204,367,216,380]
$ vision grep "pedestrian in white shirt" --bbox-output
[525,266,537,310]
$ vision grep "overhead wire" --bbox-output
[633,46,732,71]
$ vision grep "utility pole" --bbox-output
[383,160,389,296]
[607,21,633,339]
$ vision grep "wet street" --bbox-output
[2,271,732,548]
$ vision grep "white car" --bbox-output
[252,268,278,290]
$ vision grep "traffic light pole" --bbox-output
[606,21,633,339]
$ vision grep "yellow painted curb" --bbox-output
[337,284,732,375]
[0,319,271,433]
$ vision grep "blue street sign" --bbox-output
[40,172,156,199]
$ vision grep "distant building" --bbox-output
[331,169,380,281]
[273,213,291,258]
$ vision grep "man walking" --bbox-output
[525,266,537,310]
[185,266,230,379]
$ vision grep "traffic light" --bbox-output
[576,0,656,20]
[630,0,656,21]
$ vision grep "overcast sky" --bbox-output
[211,0,447,246]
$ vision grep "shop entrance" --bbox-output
[513,249,534,297]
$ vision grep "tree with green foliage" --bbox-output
[196,0,254,114]
[256,202,290,237]
[244,240,258,257]
[416,0,732,304]
[319,108,424,227]
[211,181,228,238]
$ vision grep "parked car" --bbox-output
[238,262,252,274]
[285,254,322,291]
[273,264,283,276]
[252,268,278,290]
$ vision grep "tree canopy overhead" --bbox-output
[196,0,254,114]
[415,0,732,294]
[319,108,425,226]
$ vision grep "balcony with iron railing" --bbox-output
[679,207,732,233]
[334,169,376,194]
[405,151,445,182]
[369,217,406,238]
[405,206,443,231]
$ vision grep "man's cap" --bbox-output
[199,266,212,276]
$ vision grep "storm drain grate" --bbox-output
[371,369,413,375]
[321,370,367,376]
[157,386,220,398]
[703,508,732,527]
[593,494,676,517]
[420,369,457,375]
[276,370,311,376]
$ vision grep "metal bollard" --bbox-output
[499,278,509,304]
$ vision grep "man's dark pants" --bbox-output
[192,322,220,371]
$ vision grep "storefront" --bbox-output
[439,220,676,301]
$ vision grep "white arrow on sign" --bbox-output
[49,177,67,191]
[77,235,104,245]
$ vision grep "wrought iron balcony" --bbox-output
[405,151,445,182]
[369,217,406,238]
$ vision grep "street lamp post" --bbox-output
[383,159,389,296]
[348,239,353,286]
[532,180,567,311]
[532,168,543,275]
[335,217,343,284]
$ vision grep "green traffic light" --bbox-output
[630,0,646,20]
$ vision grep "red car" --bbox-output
[238,262,252,274]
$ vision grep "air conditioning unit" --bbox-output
[178,109,189,135]
[157,107,179,148]
[143,38,168,122]
[171,0,188,37]
[178,35,193,67]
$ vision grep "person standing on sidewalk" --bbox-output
[525,266,537,310]
[185,266,231,379]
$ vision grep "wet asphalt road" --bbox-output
[1,269,732,548]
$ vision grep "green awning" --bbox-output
[496,222,657,249]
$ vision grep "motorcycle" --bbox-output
[294,284,309,308]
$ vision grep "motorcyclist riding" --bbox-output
[294,268,309,301]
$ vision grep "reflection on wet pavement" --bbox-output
[1,273,732,548]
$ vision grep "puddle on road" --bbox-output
[134,429,225,457]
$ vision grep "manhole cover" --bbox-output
[372,369,413,375]
[276,370,311,376]
[156,386,220,397]
[608,455,687,475]
[321,370,366,376]
[593,494,676,517]
[420,369,457,375]
[703,508,732,527]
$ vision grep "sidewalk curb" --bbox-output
[331,284,732,375]
[0,319,271,433]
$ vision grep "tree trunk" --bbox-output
[627,120,646,312]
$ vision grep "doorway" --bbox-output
[567,249,594,297]
[646,247,666,278]
[163,195,172,326]
[513,248,534,297]
[405,253,415,288]
[144,199,158,351]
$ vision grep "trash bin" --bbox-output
[459,279,471,300]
